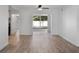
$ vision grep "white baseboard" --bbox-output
[0,41,8,51]
[59,34,79,47]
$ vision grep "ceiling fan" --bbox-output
[38,5,49,10]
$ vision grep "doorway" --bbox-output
[32,15,48,32]
[8,17,11,36]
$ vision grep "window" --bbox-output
[32,16,48,29]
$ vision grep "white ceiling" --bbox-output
[10,5,64,10]
[9,5,66,15]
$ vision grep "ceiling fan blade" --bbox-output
[42,7,49,9]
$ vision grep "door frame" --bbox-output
[32,14,49,32]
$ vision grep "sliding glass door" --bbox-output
[32,16,48,29]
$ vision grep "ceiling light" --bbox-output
[38,8,42,11]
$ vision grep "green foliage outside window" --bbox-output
[41,16,47,21]
[33,16,47,21]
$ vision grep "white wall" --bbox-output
[50,6,79,47]
[58,6,79,47]
[48,13,52,33]
[19,9,33,35]
[0,6,9,50]
[51,8,61,35]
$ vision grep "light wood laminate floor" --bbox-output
[0,29,79,53]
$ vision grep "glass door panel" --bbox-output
[33,16,48,29]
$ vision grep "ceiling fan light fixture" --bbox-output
[38,8,42,11]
